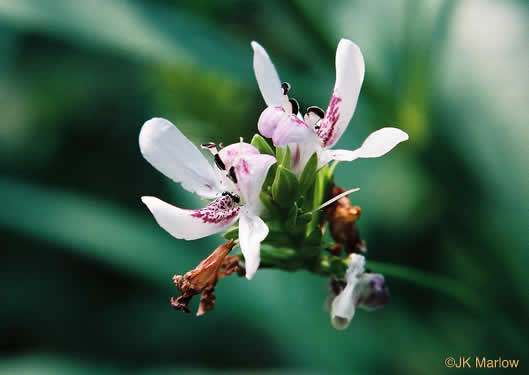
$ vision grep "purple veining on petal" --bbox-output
[317,91,342,147]
[291,144,301,169]
[291,115,308,127]
[191,195,240,224]
[240,159,250,174]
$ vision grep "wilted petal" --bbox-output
[258,106,287,138]
[330,282,356,329]
[238,214,269,280]
[139,118,221,199]
[252,41,283,107]
[355,273,390,311]
[329,254,365,330]
[318,39,365,148]
[324,127,409,162]
[234,154,276,214]
[141,195,240,240]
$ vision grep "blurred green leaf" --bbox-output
[0,177,203,285]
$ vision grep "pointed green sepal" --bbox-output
[298,152,318,195]
[282,146,291,169]
[271,165,299,207]
[276,146,284,165]
[251,134,275,155]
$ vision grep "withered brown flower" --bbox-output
[171,239,245,315]
[324,185,366,256]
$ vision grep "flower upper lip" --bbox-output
[252,39,409,173]
[139,117,276,279]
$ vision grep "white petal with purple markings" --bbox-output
[141,195,240,241]
[317,39,365,148]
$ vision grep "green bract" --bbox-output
[224,135,338,276]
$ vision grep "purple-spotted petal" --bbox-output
[251,41,283,107]
[139,118,221,199]
[141,195,240,240]
[317,39,365,148]
[238,213,269,280]
[234,154,276,214]
[258,106,287,139]
[325,127,409,162]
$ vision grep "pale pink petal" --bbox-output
[326,127,409,162]
[251,41,283,107]
[238,213,269,280]
[141,195,240,240]
[271,114,320,147]
[139,118,221,199]
[234,154,276,214]
[317,39,365,148]
[258,106,287,139]
[218,142,260,168]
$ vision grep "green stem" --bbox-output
[367,260,482,311]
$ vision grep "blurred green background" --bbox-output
[1,0,528,374]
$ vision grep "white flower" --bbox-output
[139,118,276,280]
[328,254,389,330]
[252,39,408,175]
